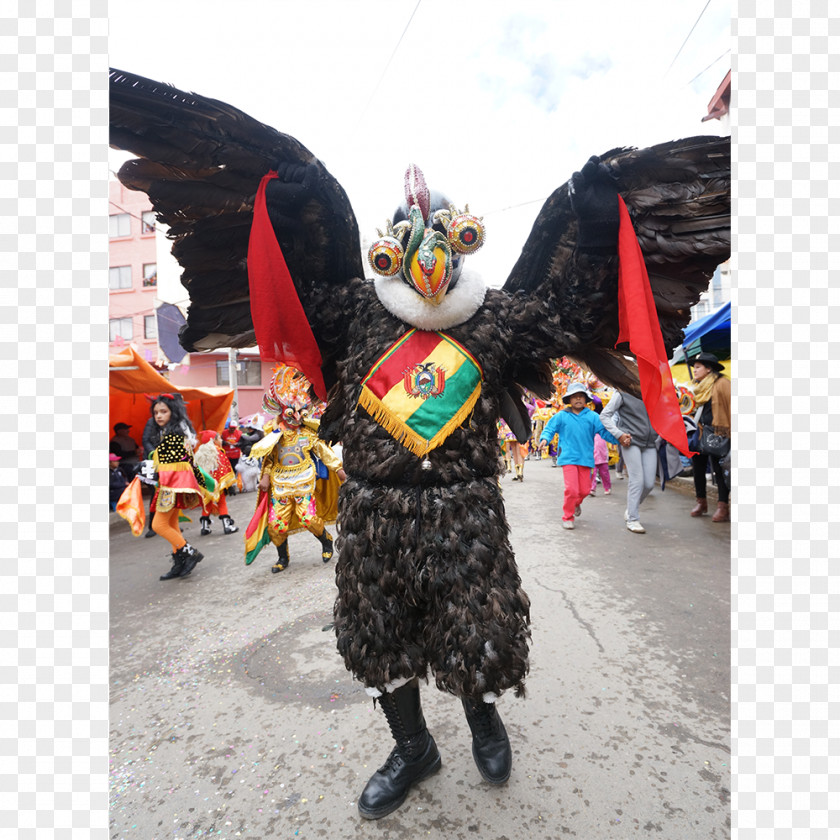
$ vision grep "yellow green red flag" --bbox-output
[244,490,271,565]
[357,329,483,457]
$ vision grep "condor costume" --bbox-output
[109,68,730,819]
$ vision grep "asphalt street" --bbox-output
[109,458,729,839]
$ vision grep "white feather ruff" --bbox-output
[373,269,486,331]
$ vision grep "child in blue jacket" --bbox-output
[538,383,629,529]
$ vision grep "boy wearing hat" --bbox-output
[538,383,629,529]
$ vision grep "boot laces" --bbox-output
[468,702,498,739]
[379,746,407,774]
[378,694,424,760]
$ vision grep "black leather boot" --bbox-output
[177,543,204,577]
[357,678,441,820]
[271,540,289,573]
[221,515,239,534]
[159,551,184,580]
[200,516,212,536]
[316,529,334,562]
[461,697,512,784]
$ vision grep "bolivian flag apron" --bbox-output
[357,329,483,457]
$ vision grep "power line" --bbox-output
[352,0,422,133]
[665,0,712,76]
[685,49,730,87]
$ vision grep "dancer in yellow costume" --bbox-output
[246,365,346,573]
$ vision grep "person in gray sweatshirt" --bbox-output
[600,391,658,534]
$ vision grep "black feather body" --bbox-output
[326,268,617,697]
[331,288,533,698]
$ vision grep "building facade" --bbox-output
[108,179,160,362]
[108,179,275,420]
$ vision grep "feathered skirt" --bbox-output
[333,475,531,700]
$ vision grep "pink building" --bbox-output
[108,180,159,363]
[109,179,276,421]
[166,347,274,420]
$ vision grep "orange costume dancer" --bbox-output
[194,430,240,537]
[147,393,214,580]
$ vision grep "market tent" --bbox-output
[681,301,731,360]
[670,301,731,383]
[109,346,234,445]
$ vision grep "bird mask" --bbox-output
[367,164,485,305]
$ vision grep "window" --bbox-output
[216,358,263,386]
[142,263,158,288]
[109,317,133,342]
[141,211,156,235]
[109,212,131,238]
[109,265,132,290]
[144,314,157,339]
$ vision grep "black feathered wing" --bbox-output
[502,135,730,396]
[109,68,364,370]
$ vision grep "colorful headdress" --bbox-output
[262,364,314,416]
[367,164,485,305]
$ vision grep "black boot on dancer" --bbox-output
[357,678,442,820]
[271,540,289,573]
[461,697,512,784]
[159,552,185,581]
[221,515,239,534]
[199,516,212,536]
[316,529,334,563]
[177,543,204,577]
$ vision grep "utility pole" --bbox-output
[227,348,240,424]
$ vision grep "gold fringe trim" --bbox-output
[153,458,195,473]
[357,382,481,458]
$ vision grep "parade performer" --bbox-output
[244,365,346,573]
[538,383,627,529]
[531,400,554,458]
[497,419,513,474]
[498,417,527,481]
[110,69,729,820]
[194,430,240,537]
[146,393,213,581]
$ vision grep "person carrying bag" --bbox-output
[688,352,731,522]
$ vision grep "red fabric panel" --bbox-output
[615,197,693,457]
[247,171,327,401]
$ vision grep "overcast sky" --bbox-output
[109,0,730,289]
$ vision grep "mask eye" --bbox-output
[283,407,295,419]
[447,213,485,255]
[367,236,404,277]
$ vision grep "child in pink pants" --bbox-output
[590,433,612,495]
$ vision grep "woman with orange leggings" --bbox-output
[147,394,211,580]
